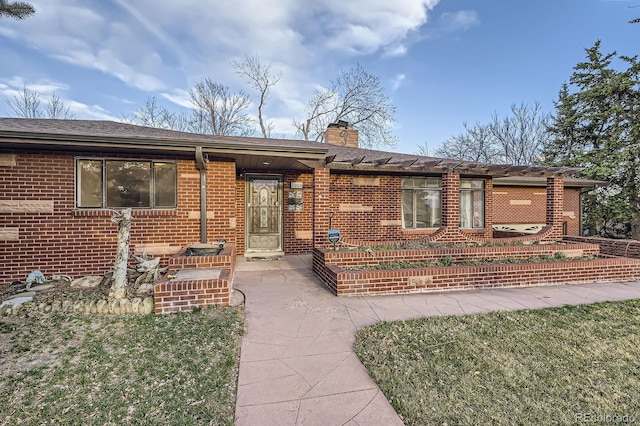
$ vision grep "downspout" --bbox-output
[195,146,208,243]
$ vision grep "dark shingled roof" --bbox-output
[0,118,584,177]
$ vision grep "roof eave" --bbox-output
[0,132,328,160]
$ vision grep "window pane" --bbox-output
[402,177,441,189]
[401,178,414,189]
[460,191,473,228]
[77,160,103,208]
[402,190,414,228]
[415,190,428,228]
[154,162,177,208]
[461,179,484,189]
[106,161,151,208]
[425,190,441,227]
[425,178,441,188]
[473,190,484,228]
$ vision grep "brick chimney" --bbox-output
[324,120,358,148]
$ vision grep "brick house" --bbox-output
[1,118,599,309]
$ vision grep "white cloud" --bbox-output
[65,100,120,121]
[1,0,444,133]
[160,90,192,109]
[391,74,406,91]
[320,0,440,55]
[2,76,68,94]
[439,10,480,32]
[0,75,119,120]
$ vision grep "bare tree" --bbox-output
[415,143,430,156]
[45,92,73,119]
[435,102,549,165]
[294,88,338,142]
[295,63,397,149]
[9,86,40,118]
[0,0,35,19]
[233,55,281,138]
[126,96,191,131]
[189,78,254,136]
[490,102,549,165]
[9,87,74,119]
[436,122,501,163]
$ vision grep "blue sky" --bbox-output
[0,0,638,154]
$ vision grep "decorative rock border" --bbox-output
[0,296,155,317]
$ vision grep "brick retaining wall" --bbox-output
[154,244,236,314]
[313,245,640,296]
[563,236,640,259]
[316,243,600,269]
[154,269,232,313]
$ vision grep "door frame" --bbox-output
[244,173,284,256]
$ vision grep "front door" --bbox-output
[246,175,283,253]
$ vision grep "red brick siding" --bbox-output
[546,177,564,239]
[313,167,331,247]
[483,178,493,238]
[493,186,547,224]
[563,188,581,236]
[283,172,314,254]
[206,161,237,245]
[493,185,580,236]
[235,178,245,254]
[441,172,460,228]
[322,172,558,247]
[328,173,401,242]
[0,151,236,284]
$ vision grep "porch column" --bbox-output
[441,172,460,229]
[313,167,331,248]
[546,176,564,239]
[483,177,494,238]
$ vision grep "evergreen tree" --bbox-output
[0,1,35,20]
[542,41,640,238]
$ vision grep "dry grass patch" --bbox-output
[355,300,640,425]
[0,307,244,425]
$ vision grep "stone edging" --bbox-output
[0,296,155,317]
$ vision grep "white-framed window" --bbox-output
[460,179,484,228]
[76,159,177,209]
[401,177,442,229]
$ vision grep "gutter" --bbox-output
[0,132,328,159]
[195,146,208,244]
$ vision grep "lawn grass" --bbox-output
[0,306,244,425]
[355,299,640,425]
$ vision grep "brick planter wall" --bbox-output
[563,236,640,259]
[313,248,640,296]
[154,244,236,314]
[168,244,235,270]
[154,269,232,313]
[315,243,600,269]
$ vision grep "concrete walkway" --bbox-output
[233,255,640,425]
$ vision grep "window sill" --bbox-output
[402,228,439,233]
[73,209,178,218]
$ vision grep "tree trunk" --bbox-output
[110,208,132,299]
[632,212,640,241]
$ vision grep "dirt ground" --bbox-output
[0,268,154,308]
